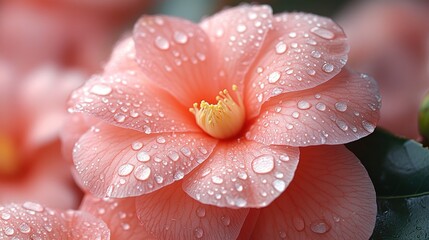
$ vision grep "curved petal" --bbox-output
[247,145,376,240]
[245,13,349,118]
[246,69,381,146]
[80,195,157,240]
[133,15,218,106]
[200,4,273,93]
[183,140,299,208]
[73,123,217,198]
[135,182,249,240]
[69,65,198,135]
[0,202,110,239]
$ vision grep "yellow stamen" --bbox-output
[190,85,245,139]
[0,134,19,176]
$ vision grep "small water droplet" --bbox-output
[1,212,11,220]
[174,171,185,180]
[235,198,247,207]
[155,36,170,50]
[137,151,150,162]
[134,165,151,181]
[118,164,134,176]
[279,154,290,162]
[215,28,224,38]
[310,220,331,234]
[22,202,44,212]
[194,227,204,239]
[19,223,31,233]
[114,113,126,123]
[4,227,14,236]
[236,24,247,33]
[211,176,224,184]
[155,175,164,184]
[322,63,334,73]
[297,100,311,110]
[310,27,335,39]
[252,155,275,174]
[168,151,180,161]
[173,31,188,44]
[201,168,212,177]
[310,50,321,58]
[273,179,286,192]
[90,84,112,96]
[268,71,281,83]
[307,69,316,75]
[362,120,375,132]
[279,231,287,239]
[315,102,326,111]
[275,41,287,54]
[196,207,206,218]
[247,11,257,20]
[121,223,130,231]
[131,141,143,151]
[292,111,300,118]
[335,102,348,112]
[336,119,348,131]
[288,32,297,38]
[235,183,244,192]
[156,136,166,144]
[180,146,191,157]
[293,216,305,231]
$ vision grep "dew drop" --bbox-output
[1,212,11,220]
[307,69,316,76]
[235,198,247,207]
[288,32,297,38]
[180,146,191,157]
[336,120,348,131]
[335,102,348,112]
[279,154,290,162]
[196,207,206,218]
[121,223,130,231]
[173,31,188,44]
[310,27,335,39]
[236,24,247,33]
[174,171,185,180]
[293,216,305,231]
[237,171,248,180]
[268,71,281,83]
[215,28,224,38]
[310,50,321,58]
[292,111,300,118]
[297,100,311,110]
[131,141,143,150]
[168,151,180,161]
[252,155,275,174]
[211,175,224,184]
[235,183,243,192]
[156,136,166,144]
[275,41,287,54]
[322,63,334,73]
[19,223,31,233]
[114,113,126,123]
[118,164,134,176]
[362,120,375,132]
[90,84,112,96]
[155,175,164,184]
[201,168,212,177]
[279,231,287,239]
[310,220,331,234]
[273,179,286,192]
[221,215,231,226]
[194,227,204,239]
[4,227,14,236]
[247,11,257,20]
[23,202,44,212]
[154,36,170,50]
[315,102,326,111]
[133,165,151,181]
[137,151,150,162]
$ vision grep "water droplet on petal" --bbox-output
[155,175,164,184]
[211,175,224,184]
[288,32,297,38]
[196,207,206,218]
[137,151,150,162]
[297,100,311,110]
[322,63,334,73]
[1,212,11,220]
[235,198,247,207]
[134,165,151,181]
[252,155,274,174]
[236,24,247,33]
[19,223,31,233]
[310,50,321,58]
[273,179,286,192]
[221,215,231,226]
[310,27,335,39]
[90,84,112,96]
[275,41,287,54]
[174,171,185,180]
[362,120,375,132]
[173,31,188,44]
[292,111,300,118]
[310,220,331,234]
[154,36,170,50]
[4,227,14,236]
[23,202,44,212]
[168,151,180,161]
[268,71,281,83]
[279,154,290,162]
[293,216,305,231]
[315,102,326,111]
[336,119,348,131]
[238,171,248,180]
[131,141,143,151]
[118,164,134,176]
[156,136,166,144]
[194,227,204,239]
[335,102,348,112]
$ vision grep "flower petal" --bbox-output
[69,60,198,135]
[246,69,380,146]
[246,145,376,240]
[73,123,217,198]
[80,194,157,240]
[200,4,272,92]
[0,202,109,239]
[133,15,218,106]
[245,13,349,118]
[135,182,249,240]
[183,140,299,208]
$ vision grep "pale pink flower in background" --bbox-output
[66,4,380,239]
[0,202,109,239]
[0,62,84,209]
[338,0,429,139]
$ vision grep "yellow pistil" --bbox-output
[0,134,19,176]
[190,85,245,139]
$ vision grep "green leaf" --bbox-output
[346,129,429,239]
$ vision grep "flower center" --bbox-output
[0,134,19,176]
[190,85,245,139]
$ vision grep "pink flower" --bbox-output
[67,4,380,239]
[0,201,109,239]
[0,62,84,209]
[338,0,429,139]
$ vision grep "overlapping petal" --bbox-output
[246,145,376,240]
[200,4,273,93]
[245,12,349,118]
[0,202,109,239]
[73,123,217,198]
[184,140,299,208]
[80,195,156,240]
[133,15,218,106]
[135,182,249,240]
[246,69,380,146]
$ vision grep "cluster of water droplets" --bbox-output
[185,143,298,208]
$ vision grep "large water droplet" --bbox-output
[137,151,150,162]
[362,120,375,132]
[322,63,334,73]
[4,227,14,236]
[114,113,126,123]
[310,220,331,234]
[310,27,335,39]
[168,151,180,161]
[273,179,286,192]
[315,102,326,111]
[252,155,275,174]
[297,100,311,110]
[133,165,151,181]
[131,141,143,151]
[173,31,188,44]
[90,84,112,96]
[335,102,348,112]
[154,36,170,50]
[23,202,44,212]
[275,41,287,54]
[235,198,247,207]
[118,164,134,176]
[194,227,204,239]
